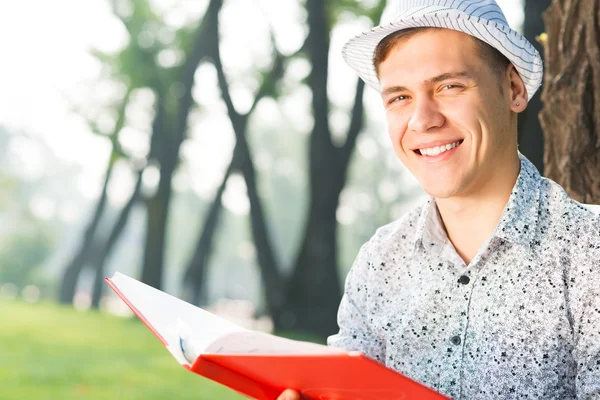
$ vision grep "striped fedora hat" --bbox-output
[342,0,544,98]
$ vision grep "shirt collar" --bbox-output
[412,154,542,252]
[494,154,542,247]
[412,197,447,253]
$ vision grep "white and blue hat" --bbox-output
[342,0,544,98]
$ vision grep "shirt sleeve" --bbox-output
[327,241,386,363]
[571,220,600,398]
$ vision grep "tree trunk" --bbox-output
[90,170,144,309]
[210,15,287,318]
[140,155,175,289]
[208,0,376,339]
[283,175,344,336]
[59,88,131,304]
[519,0,552,173]
[58,160,113,304]
[184,13,285,306]
[281,0,340,337]
[238,134,286,317]
[540,0,600,203]
[276,0,372,339]
[182,148,238,305]
[140,0,222,289]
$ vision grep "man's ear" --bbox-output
[507,64,528,113]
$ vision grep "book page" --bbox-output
[203,330,346,355]
[109,272,245,365]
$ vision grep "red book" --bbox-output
[106,272,448,400]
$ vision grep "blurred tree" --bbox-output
[56,0,395,341]
[140,0,223,290]
[89,170,144,309]
[519,0,552,173]
[59,0,223,300]
[181,30,285,304]
[58,93,130,304]
[58,0,170,303]
[58,0,178,304]
[540,0,600,203]
[181,155,234,306]
[210,17,287,321]
[278,0,377,337]
[207,0,385,337]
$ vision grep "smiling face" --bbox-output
[378,28,527,200]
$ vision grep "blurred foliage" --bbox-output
[0,128,64,295]
[0,173,18,208]
[0,221,55,292]
[328,0,386,25]
[97,0,166,90]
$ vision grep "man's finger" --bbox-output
[277,389,300,400]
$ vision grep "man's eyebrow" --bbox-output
[426,71,472,85]
[381,85,408,97]
[381,71,473,96]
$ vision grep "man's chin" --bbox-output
[420,183,460,199]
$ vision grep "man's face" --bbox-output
[378,29,519,199]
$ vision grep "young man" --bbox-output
[279,1,600,399]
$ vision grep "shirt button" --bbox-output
[458,275,470,285]
[450,335,461,345]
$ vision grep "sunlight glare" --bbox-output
[142,163,161,197]
[6,136,46,182]
[357,135,378,160]
[29,196,56,220]
[223,173,250,216]
[107,161,137,208]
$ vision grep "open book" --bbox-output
[105,272,448,400]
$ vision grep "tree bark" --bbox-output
[519,0,552,173]
[90,169,144,309]
[540,0,600,203]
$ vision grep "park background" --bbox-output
[1,0,596,398]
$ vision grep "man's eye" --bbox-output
[389,95,409,104]
[442,84,462,91]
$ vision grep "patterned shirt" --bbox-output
[328,155,600,399]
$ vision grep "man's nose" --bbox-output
[407,96,445,133]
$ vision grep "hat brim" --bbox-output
[342,10,543,99]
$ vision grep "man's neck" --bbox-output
[435,155,521,265]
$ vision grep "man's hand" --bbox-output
[276,389,300,400]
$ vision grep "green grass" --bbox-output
[0,300,245,400]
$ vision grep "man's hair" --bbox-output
[374,27,511,80]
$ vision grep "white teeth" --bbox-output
[418,141,461,156]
